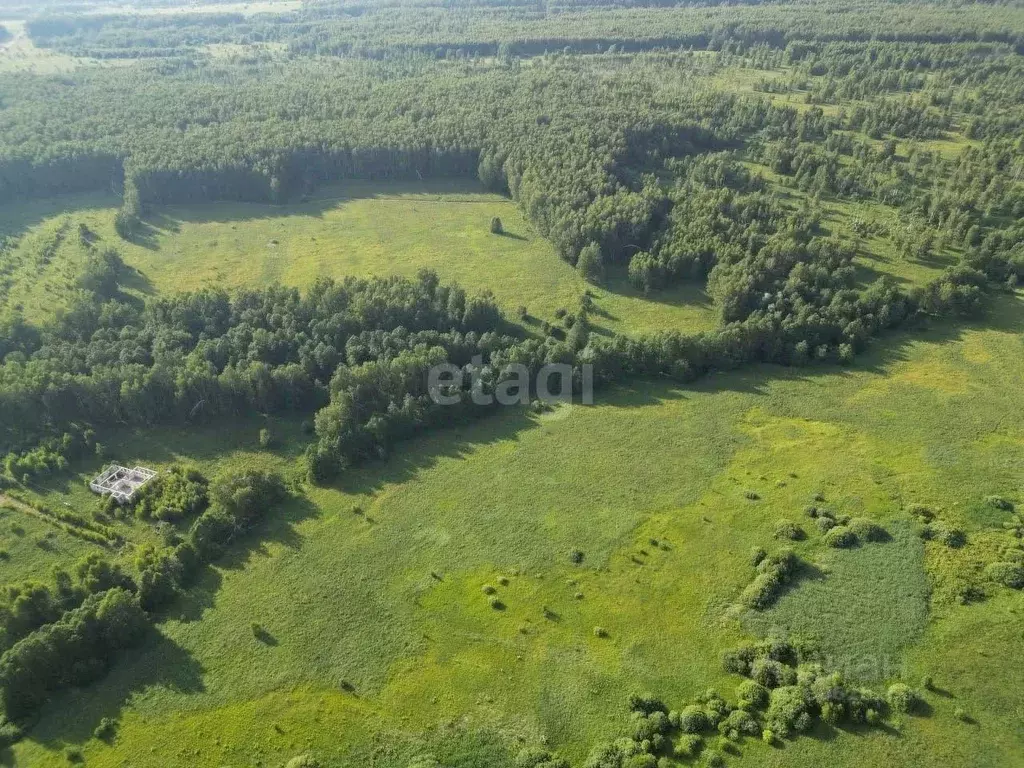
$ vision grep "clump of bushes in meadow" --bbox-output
[848,517,888,542]
[132,465,208,523]
[722,640,890,738]
[0,551,135,655]
[823,525,858,548]
[774,520,805,541]
[584,638,897,768]
[920,520,967,548]
[737,549,801,610]
[887,683,924,714]
[985,561,1024,589]
[1,426,97,483]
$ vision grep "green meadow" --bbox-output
[0,180,719,337]
[0,172,959,341]
[5,286,1022,767]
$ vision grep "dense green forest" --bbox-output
[0,1,1022,766]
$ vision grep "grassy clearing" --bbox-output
[0,20,100,74]
[5,292,1022,768]
[0,180,719,336]
[746,519,931,681]
[0,500,105,584]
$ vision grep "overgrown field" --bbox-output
[4,291,1021,768]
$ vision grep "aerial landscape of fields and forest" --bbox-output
[0,0,1021,766]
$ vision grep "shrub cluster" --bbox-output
[1,426,96,482]
[723,640,888,739]
[886,683,924,714]
[586,638,894,768]
[773,520,805,542]
[0,552,134,654]
[131,465,209,523]
[736,549,801,610]
[823,525,858,548]
[984,561,1024,590]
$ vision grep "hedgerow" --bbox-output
[737,549,801,610]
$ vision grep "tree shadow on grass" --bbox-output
[117,263,155,296]
[217,493,318,571]
[332,406,540,498]
[21,627,205,752]
[0,191,124,243]
[168,493,319,626]
[588,268,715,320]
[146,177,489,228]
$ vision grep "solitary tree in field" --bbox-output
[490,216,504,235]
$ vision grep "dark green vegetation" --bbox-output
[0,0,1022,766]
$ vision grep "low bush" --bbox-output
[702,748,724,767]
[765,685,812,739]
[93,716,117,742]
[984,561,1024,589]
[908,504,934,522]
[886,683,922,714]
[628,693,668,715]
[722,646,756,676]
[673,734,702,758]
[985,496,1014,511]
[723,709,759,737]
[823,526,858,548]
[750,658,797,689]
[939,526,967,548]
[774,520,805,541]
[848,517,887,542]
